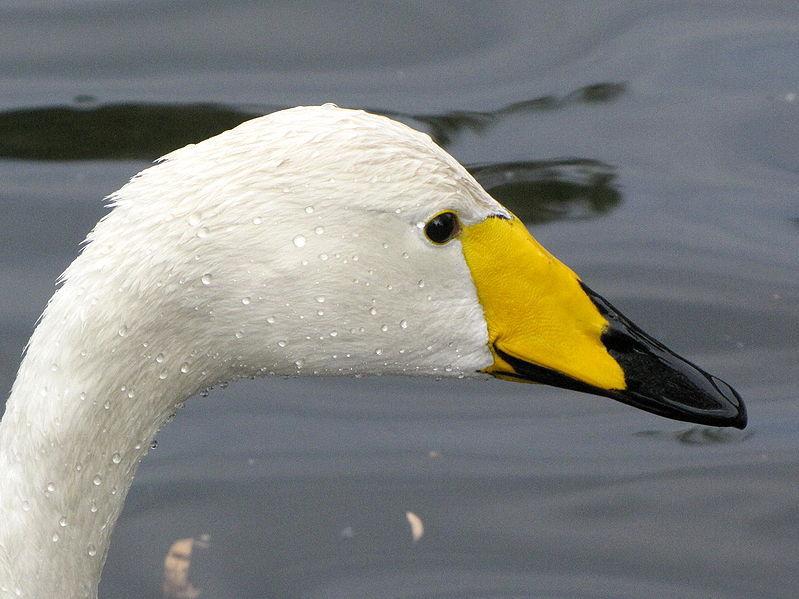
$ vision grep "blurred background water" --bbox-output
[1,2,798,597]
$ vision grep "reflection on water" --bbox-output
[0,96,626,225]
[0,82,626,162]
[470,160,621,224]
[635,425,753,445]
[409,82,626,147]
[0,102,262,161]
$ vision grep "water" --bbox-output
[1,2,798,597]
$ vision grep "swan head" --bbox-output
[68,104,744,428]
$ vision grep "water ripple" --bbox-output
[634,425,753,445]
[0,82,626,161]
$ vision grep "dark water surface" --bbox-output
[2,2,798,598]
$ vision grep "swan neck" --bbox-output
[0,275,202,598]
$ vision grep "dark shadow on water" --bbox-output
[0,82,626,161]
[0,85,625,224]
[469,160,621,224]
[0,102,264,161]
[635,426,753,445]
[411,82,627,147]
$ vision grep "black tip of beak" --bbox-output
[490,282,747,429]
[708,375,747,429]
[584,284,747,429]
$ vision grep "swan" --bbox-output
[0,104,745,598]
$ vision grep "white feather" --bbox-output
[0,105,507,598]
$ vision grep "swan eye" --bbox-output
[424,211,460,244]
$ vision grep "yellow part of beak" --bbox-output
[460,215,626,391]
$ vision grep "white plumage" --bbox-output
[0,105,507,597]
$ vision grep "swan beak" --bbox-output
[460,215,747,429]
